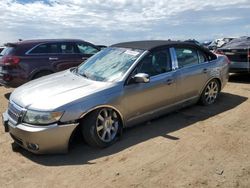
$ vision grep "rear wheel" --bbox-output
[32,71,53,80]
[200,79,220,105]
[81,108,122,148]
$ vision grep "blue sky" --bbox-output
[1,0,250,45]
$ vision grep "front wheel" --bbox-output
[200,79,220,105]
[81,108,122,148]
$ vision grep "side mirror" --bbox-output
[133,73,150,83]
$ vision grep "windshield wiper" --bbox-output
[73,67,89,79]
[82,72,89,79]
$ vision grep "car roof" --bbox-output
[5,39,86,46]
[111,40,200,51]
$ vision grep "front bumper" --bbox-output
[2,111,78,154]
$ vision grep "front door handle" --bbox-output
[82,57,88,60]
[166,79,174,85]
[49,57,58,61]
[203,68,208,73]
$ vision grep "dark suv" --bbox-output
[0,39,100,87]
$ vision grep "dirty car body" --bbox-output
[2,40,229,154]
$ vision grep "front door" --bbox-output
[122,48,178,125]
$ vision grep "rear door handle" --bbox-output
[49,57,58,61]
[166,79,174,85]
[82,57,88,60]
[203,68,208,73]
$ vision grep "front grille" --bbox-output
[7,102,24,124]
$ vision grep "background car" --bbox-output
[2,40,229,154]
[97,45,107,50]
[208,37,235,50]
[0,46,5,53]
[0,39,100,87]
[184,39,202,46]
[216,36,250,73]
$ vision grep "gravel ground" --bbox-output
[0,74,250,188]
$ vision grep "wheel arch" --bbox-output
[67,105,124,149]
[79,105,125,128]
[68,105,125,150]
[200,77,222,95]
[29,69,55,80]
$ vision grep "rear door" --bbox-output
[173,46,213,101]
[54,42,81,70]
[27,42,85,73]
[27,43,61,73]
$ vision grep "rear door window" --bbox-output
[175,48,199,68]
[30,44,49,54]
[29,43,61,54]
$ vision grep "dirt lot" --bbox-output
[0,74,250,188]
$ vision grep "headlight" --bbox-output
[23,110,64,125]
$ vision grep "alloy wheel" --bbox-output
[96,108,119,142]
[204,80,219,104]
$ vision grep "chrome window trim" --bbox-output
[170,47,178,70]
[25,42,96,55]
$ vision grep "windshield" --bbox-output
[76,47,144,82]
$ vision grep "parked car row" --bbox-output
[2,40,230,154]
[1,36,248,88]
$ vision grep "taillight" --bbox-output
[3,56,20,65]
[225,56,231,64]
[248,51,250,60]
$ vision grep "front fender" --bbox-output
[59,89,125,125]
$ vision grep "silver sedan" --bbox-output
[2,40,229,154]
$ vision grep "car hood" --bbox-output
[10,70,116,111]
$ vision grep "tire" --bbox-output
[32,71,53,80]
[81,108,122,148]
[200,79,220,105]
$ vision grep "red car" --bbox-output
[0,39,100,87]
